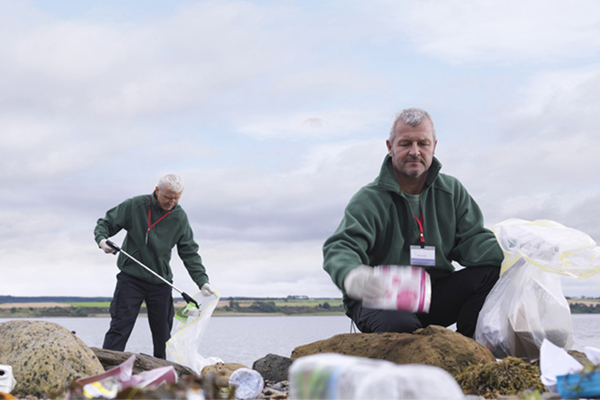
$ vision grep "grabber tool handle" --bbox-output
[106,240,121,253]
[183,292,200,309]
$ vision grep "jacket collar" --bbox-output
[376,154,442,195]
[150,191,180,214]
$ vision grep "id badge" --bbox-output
[410,245,436,266]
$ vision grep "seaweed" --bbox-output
[455,357,547,399]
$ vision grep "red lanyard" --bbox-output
[413,211,425,248]
[146,197,171,244]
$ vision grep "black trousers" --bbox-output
[103,272,175,358]
[349,265,500,338]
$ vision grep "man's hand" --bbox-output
[201,283,216,297]
[99,239,116,254]
[343,265,386,301]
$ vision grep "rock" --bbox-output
[0,320,104,398]
[253,354,293,382]
[290,325,495,377]
[90,347,197,379]
[201,362,249,387]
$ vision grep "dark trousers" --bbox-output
[103,272,175,358]
[350,265,499,338]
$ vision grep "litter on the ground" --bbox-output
[0,365,17,394]
[68,355,177,399]
[540,338,600,398]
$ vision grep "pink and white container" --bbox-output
[362,265,431,313]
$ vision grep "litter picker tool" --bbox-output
[106,239,200,309]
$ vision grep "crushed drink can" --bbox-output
[362,265,431,313]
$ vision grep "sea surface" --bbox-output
[1,314,599,368]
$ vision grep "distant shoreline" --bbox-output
[0,297,347,318]
[1,297,598,318]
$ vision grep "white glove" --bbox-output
[343,265,386,301]
[201,283,216,297]
[99,239,116,254]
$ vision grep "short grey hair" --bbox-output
[157,173,184,193]
[389,108,436,143]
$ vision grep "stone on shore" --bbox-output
[0,320,104,398]
[201,362,249,388]
[290,325,495,377]
[253,354,294,382]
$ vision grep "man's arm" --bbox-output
[176,214,210,290]
[323,209,373,292]
[94,198,133,245]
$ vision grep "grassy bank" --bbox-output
[0,298,345,318]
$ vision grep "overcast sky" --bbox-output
[1,0,600,299]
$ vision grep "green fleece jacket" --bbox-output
[94,193,209,289]
[323,155,503,313]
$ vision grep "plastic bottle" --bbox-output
[288,353,464,399]
[0,364,17,394]
[228,368,264,399]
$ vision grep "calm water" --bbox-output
[1,314,599,368]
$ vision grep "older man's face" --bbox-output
[386,119,437,181]
[155,187,182,211]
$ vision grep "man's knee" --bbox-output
[474,265,500,294]
[352,304,422,334]
[371,313,422,334]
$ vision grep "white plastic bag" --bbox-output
[475,258,573,361]
[166,290,220,374]
[475,218,600,362]
[494,218,600,278]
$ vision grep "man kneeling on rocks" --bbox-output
[323,108,503,338]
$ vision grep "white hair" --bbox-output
[389,108,436,143]
[157,173,184,193]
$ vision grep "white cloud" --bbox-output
[512,64,600,122]
[14,22,126,80]
[398,0,600,64]
[170,239,341,298]
[239,108,385,140]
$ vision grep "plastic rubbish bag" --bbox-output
[362,265,431,313]
[475,218,600,362]
[166,290,220,374]
[494,218,600,278]
[289,353,464,400]
[475,259,573,361]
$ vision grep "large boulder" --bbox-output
[0,320,104,398]
[290,325,495,377]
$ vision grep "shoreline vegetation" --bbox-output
[0,295,346,318]
[1,295,599,318]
